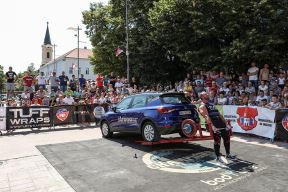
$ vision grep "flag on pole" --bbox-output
[115,47,124,57]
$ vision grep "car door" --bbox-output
[109,96,133,131]
[120,95,148,132]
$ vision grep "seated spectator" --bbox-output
[217,92,227,105]
[63,94,75,105]
[31,94,42,105]
[258,99,268,107]
[194,81,204,95]
[208,81,219,95]
[278,72,286,89]
[22,97,31,107]
[269,81,281,96]
[55,88,63,97]
[265,95,282,110]
[21,89,30,100]
[219,82,230,94]
[215,71,226,87]
[7,98,17,107]
[256,90,268,104]
[31,98,41,106]
[36,86,47,99]
[258,80,269,94]
[64,87,74,97]
[245,82,256,94]
[56,95,65,105]
[42,95,50,106]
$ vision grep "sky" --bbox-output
[0,0,108,73]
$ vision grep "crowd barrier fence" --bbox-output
[0,104,287,141]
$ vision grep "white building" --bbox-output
[39,22,96,80]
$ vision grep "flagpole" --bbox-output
[125,0,130,83]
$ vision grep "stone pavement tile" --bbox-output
[0,187,10,192]
[11,183,36,192]
[0,181,9,188]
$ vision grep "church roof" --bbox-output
[43,48,92,67]
[44,22,52,45]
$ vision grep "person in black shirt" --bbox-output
[198,91,234,163]
[108,72,117,88]
[6,66,17,98]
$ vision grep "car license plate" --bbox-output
[179,110,191,115]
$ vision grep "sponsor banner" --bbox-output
[6,106,51,129]
[75,104,109,123]
[223,105,276,139]
[274,109,288,141]
[52,105,75,125]
[75,105,95,123]
[0,107,6,131]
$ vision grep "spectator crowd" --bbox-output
[3,62,288,110]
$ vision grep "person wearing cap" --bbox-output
[198,91,234,164]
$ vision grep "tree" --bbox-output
[149,0,288,71]
[83,0,288,86]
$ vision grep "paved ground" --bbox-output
[0,126,287,192]
[0,125,101,192]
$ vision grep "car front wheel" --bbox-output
[142,121,160,142]
[101,121,113,138]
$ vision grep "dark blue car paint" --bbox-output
[100,93,200,135]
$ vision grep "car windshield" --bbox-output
[161,94,190,104]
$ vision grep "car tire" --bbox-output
[101,121,113,138]
[142,121,160,142]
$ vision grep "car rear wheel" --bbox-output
[142,121,160,142]
[101,121,113,138]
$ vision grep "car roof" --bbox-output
[129,92,185,97]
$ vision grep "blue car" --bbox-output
[100,92,200,142]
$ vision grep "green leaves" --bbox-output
[82,0,288,86]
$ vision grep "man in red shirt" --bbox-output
[96,73,104,93]
[23,71,34,93]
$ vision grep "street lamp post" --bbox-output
[77,26,80,80]
[67,26,82,80]
[125,0,130,83]
[53,44,57,72]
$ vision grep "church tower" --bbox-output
[41,22,53,66]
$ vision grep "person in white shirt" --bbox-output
[258,81,268,94]
[115,79,123,88]
[247,62,259,89]
[278,72,286,89]
[256,90,268,104]
[217,92,227,105]
[36,72,47,90]
[63,95,75,105]
[265,95,282,110]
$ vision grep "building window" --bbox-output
[47,52,50,58]
[86,68,89,75]
[69,67,73,74]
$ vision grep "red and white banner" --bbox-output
[223,105,276,139]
